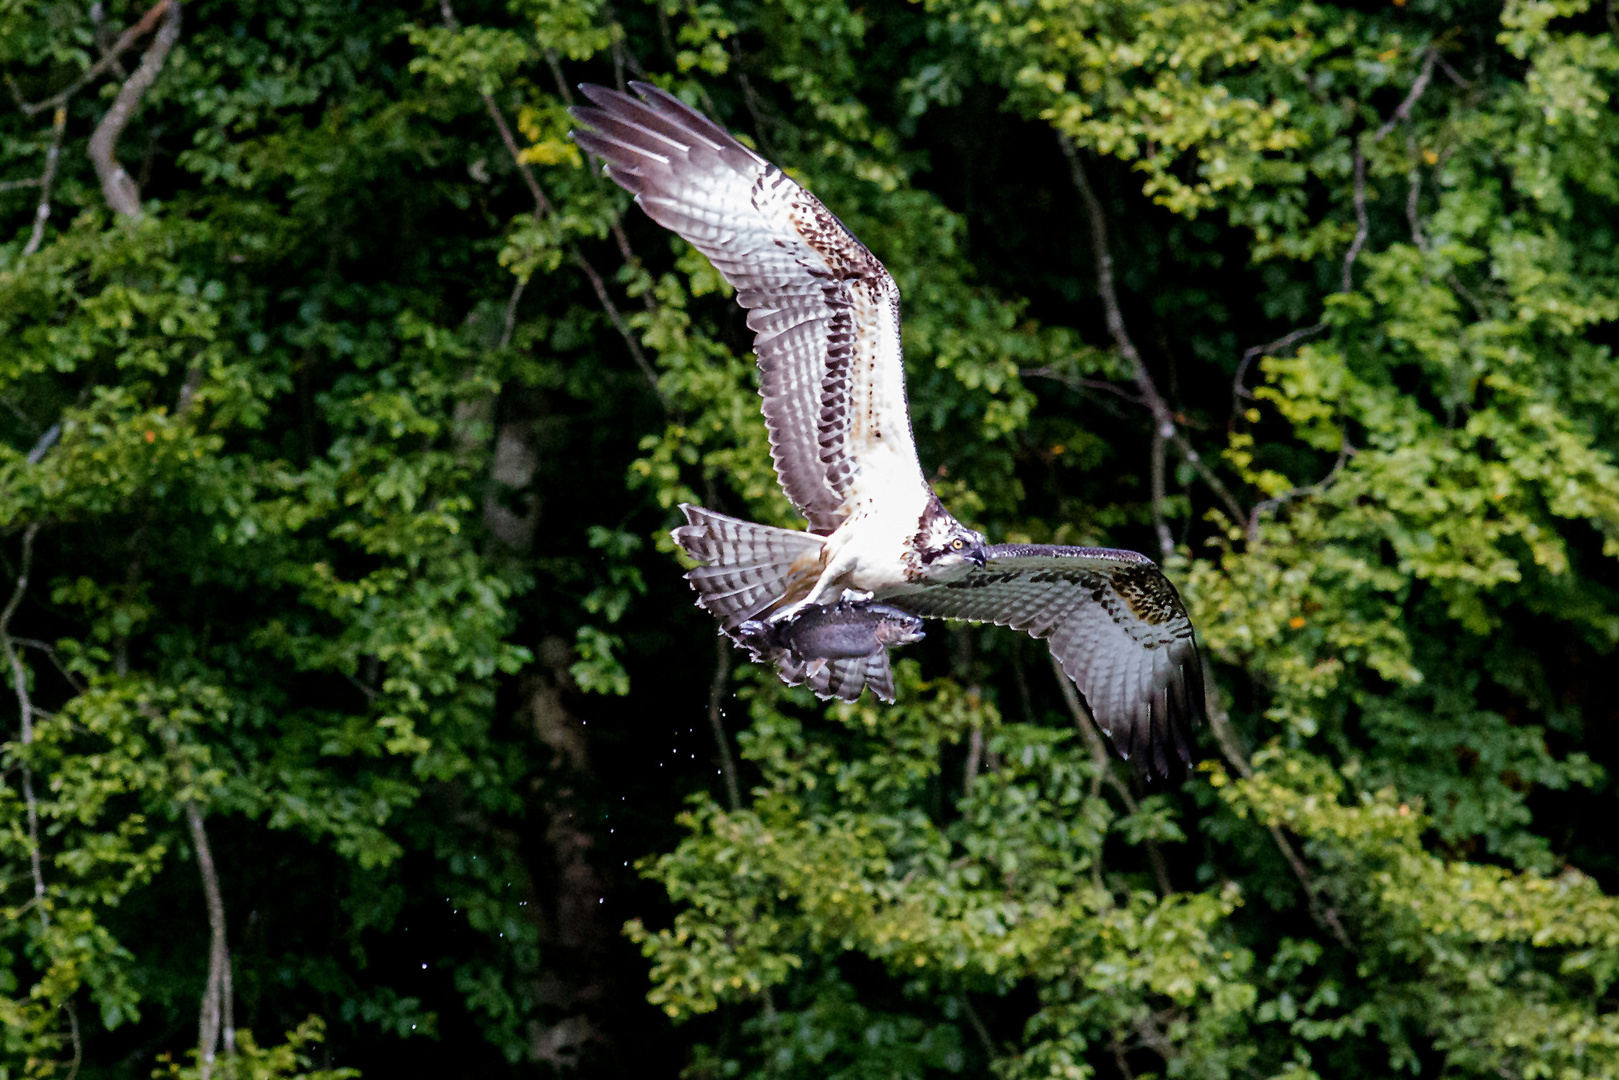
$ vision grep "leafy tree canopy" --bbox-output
[2,0,1618,1077]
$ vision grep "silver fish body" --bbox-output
[738,600,925,663]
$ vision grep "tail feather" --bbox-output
[777,651,895,704]
[672,504,825,631]
[674,504,895,703]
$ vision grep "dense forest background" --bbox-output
[4,0,1619,1076]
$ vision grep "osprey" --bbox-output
[571,82,1206,773]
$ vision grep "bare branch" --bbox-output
[1058,136,1244,543]
[185,801,235,1078]
[958,995,996,1061]
[1205,698,1351,948]
[1342,147,1369,294]
[64,1002,81,1080]
[14,0,176,117]
[707,634,742,811]
[963,724,983,797]
[1231,323,1326,415]
[87,0,181,220]
[1051,656,1171,895]
[1404,128,1428,251]
[1111,1035,1137,1080]
[1344,48,1439,291]
[439,0,670,409]
[1246,440,1353,542]
[538,51,652,303]
[1166,428,1249,525]
[27,423,61,464]
[499,273,528,351]
[22,107,67,257]
[1058,137,1170,431]
[1,524,48,933]
[1148,423,1174,561]
[542,51,574,107]
[1021,366,1145,407]
[0,177,42,192]
[1372,48,1440,145]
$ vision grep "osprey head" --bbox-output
[911,497,988,581]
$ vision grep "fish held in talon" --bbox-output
[738,599,926,664]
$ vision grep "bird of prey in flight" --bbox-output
[570,82,1205,774]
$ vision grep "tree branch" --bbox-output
[1205,700,1351,948]
[707,634,742,812]
[1246,440,1353,542]
[87,0,181,220]
[439,0,670,409]
[22,107,67,257]
[185,801,235,1078]
[958,995,996,1061]
[2,524,47,933]
[1021,367,1146,407]
[1372,48,1440,145]
[14,0,176,117]
[1344,48,1439,291]
[1058,136,1245,543]
[1051,656,1171,896]
[1230,323,1326,421]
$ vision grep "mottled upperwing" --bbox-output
[570,82,925,535]
[884,545,1205,775]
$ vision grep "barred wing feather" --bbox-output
[571,82,924,535]
[884,545,1204,775]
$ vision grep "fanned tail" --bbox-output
[777,651,897,705]
[673,504,895,703]
[671,504,826,632]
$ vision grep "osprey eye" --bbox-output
[951,539,964,550]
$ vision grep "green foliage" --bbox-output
[3,0,1619,1076]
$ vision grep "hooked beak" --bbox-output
[967,545,988,569]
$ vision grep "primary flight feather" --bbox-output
[570,82,1205,774]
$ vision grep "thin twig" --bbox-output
[27,423,61,464]
[543,51,574,107]
[1051,656,1171,896]
[538,53,650,299]
[1404,129,1427,251]
[958,995,996,1061]
[1342,147,1369,294]
[2,525,48,932]
[1344,48,1439,291]
[22,107,67,257]
[1372,48,1440,144]
[439,0,670,409]
[1058,136,1242,543]
[1022,367,1145,406]
[963,725,983,797]
[64,1002,82,1080]
[1111,1035,1137,1080]
[0,177,41,192]
[1246,440,1353,542]
[14,0,176,117]
[1148,424,1173,560]
[1205,701,1351,948]
[1230,323,1327,416]
[87,0,181,220]
[707,634,742,811]
[499,273,528,351]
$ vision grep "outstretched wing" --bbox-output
[570,82,924,535]
[883,545,1204,775]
